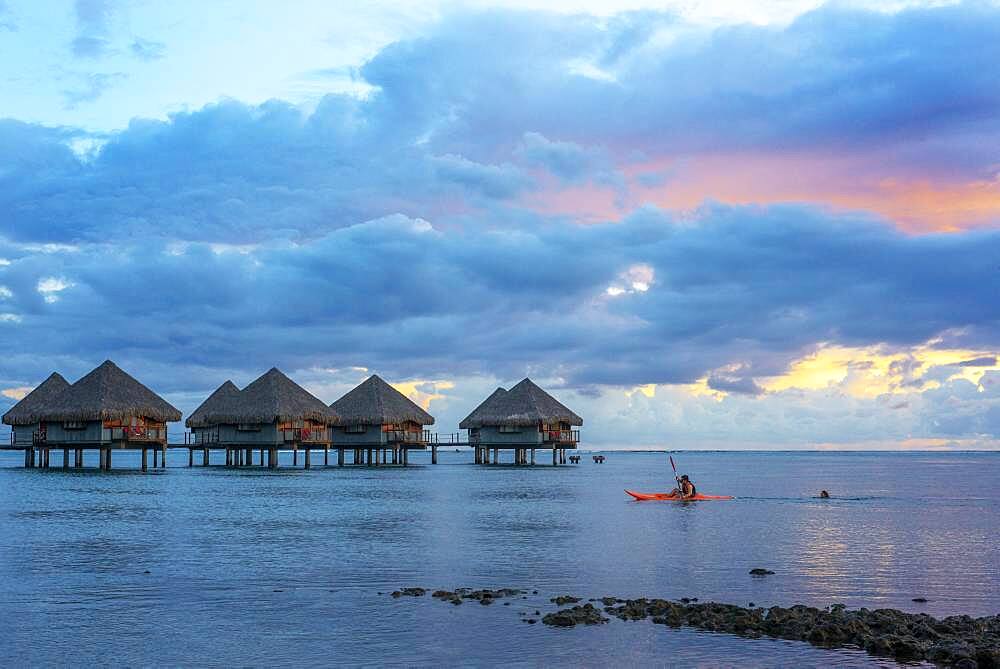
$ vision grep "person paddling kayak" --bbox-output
[671,474,697,499]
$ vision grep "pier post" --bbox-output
[188,449,193,467]
[325,447,329,467]
[367,448,373,467]
[432,444,437,465]
[304,448,311,469]
[293,447,298,467]
[531,449,535,465]
[153,448,158,468]
[142,449,148,471]
[338,448,344,467]
[106,449,112,470]
[203,448,209,466]
[23,448,30,468]
[271,448,278,469]
[493,448,499,465]
[63,449,69,469]
[552,448,557,466]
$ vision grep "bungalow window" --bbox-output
[498,425,521,433]
[344,425,366,434]
[63,421,85,430]
[237,424,262,432]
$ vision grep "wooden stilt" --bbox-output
[188,449,193,467]
[152,448,158,468]
[293,448,298,466]
[432,444,438,465]
[105,449,112,470]
[531,449,536,465]
[367,448,373,467]
[305,448,311,469]
[203,448,209,466]
[24,448,30,468]
[324,447,329,467]
[142,449,148,472]
[62,449,69,469]
[553,448,558,466]
[338,448,344,467]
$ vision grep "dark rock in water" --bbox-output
[912,597,928,603]
[390,591,402,598]
[680,597,691,604]
[748,602,755,608]
[377,592,383,595]
[749,568,775,576]
[399,587,426,597]
[410,585,1000,665]
[543,603,608,627]
[551,595,582,606]
[143,570,151,574]
[503,602,510,606]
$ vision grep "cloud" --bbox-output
[707,373,764,396]
[0,0,16,31]
[129,38,165,61]
[61,72,126,108]
[72,0,114,58]
[959,356,997,367]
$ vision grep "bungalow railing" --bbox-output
[384,430,432,444]
[544,430,580,444]
[184,431,219,445]
[31,426,167,444]
[109,426,167,443]
[280,427,329,443]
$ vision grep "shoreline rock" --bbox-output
[393,587,999,667]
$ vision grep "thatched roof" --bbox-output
[2,372,71,425]
[330,375,435,426]
[459,378,582,428]
[185,380,241,428]
[17,360,181,423]
[458,387,507,429]
[191,368,339,425]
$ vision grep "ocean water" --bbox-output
[1,449,997,667]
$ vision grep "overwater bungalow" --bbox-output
[459,378,582,465]
[2,360,181,470]
[184,368,339,468]
[329,374,435,466]
[3,372,70,451]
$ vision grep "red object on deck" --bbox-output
[624,489,733,501]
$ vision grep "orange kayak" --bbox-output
[625,489,733,501]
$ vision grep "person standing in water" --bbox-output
[672,474,696,499]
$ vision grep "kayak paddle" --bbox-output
[669,455,682,497]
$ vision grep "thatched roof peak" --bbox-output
[2,372,71,425]
[185,380,241,428]
[190,368,340,426]
[330,374,435,426]
[14,360,181,423]
[459,378,582,428]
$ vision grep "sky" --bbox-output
[1,0,999,450]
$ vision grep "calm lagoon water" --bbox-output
[1,450,997,667]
